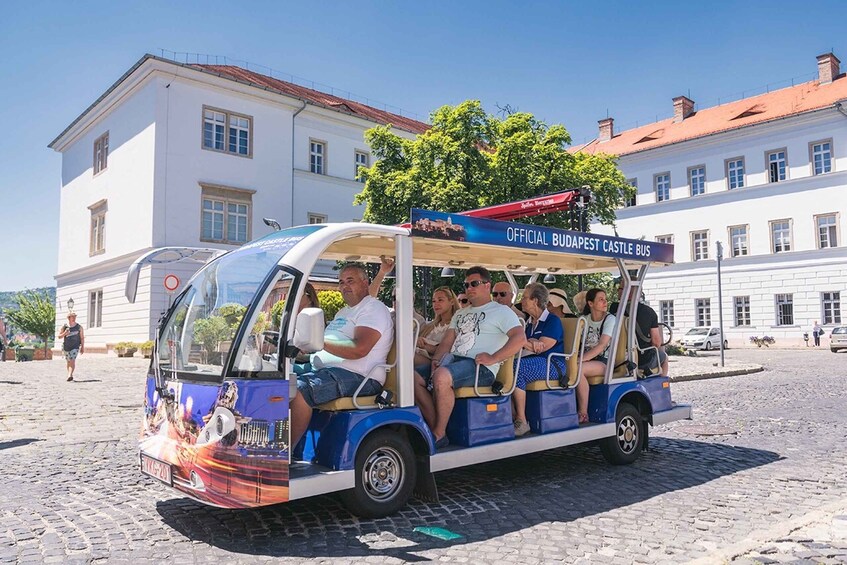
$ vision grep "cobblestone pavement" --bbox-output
[0,348,845,564]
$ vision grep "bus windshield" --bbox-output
[156,226,321,379]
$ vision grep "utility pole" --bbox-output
[716,241,725,367]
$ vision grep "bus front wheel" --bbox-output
[340,429,417,518]
[599,403,643,465]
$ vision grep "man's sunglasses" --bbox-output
[459,298,469,304]
[463,280,488,289]
[492,291,509,298]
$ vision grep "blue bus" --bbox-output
[131,209,691,517]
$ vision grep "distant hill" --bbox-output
[0,287,56,314]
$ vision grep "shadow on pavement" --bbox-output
[0,380,24,385]
[0,438,43,450]
[71,379,102,383]
[156,437,781,560]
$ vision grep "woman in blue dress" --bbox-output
[511,282,565,436]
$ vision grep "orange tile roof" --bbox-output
[193,64,430,135]
[571,75,847,156]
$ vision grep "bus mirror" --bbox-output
[293,307,325,352]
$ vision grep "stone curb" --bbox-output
[669,365,765,383]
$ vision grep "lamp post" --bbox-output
[716,241,725,367]
[67,297,75,314]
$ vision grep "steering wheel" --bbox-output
[659,322,673,346]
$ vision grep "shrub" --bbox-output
[218,303,247,329]
[6,291,55,357]
[749,336,776,348]
[193,316,231,353]
[665,342,688,356]
[270,300,286,328]
[318,290,344,321]
[114,341,138,351]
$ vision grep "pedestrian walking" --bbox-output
[812,321,823,347]
[58,313,84,381]
[0,315,7,362]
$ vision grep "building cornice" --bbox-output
[648,245,847,278]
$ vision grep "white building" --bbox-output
[49,54,427,352]
[576,52,847,346]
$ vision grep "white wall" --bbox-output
[597,109,847,344]
[57,79,158,274]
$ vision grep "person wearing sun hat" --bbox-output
[547,288,576,318]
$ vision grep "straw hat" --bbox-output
[547,288,573,315]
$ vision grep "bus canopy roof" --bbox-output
[322,209,673,276]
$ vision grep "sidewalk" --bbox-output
[666,352,764,382]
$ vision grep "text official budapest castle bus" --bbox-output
[130,207,692,517]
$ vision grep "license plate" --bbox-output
[140,453,173,486]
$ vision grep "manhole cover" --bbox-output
[678,424,738,436]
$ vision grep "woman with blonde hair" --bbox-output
[414,286,460,367]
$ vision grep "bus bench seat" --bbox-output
[316,341,397,411]
[525,316,584,391]
[585,320,631,385]
[454,355,516,399]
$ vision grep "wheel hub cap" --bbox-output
[363,447,403,502]
[618,416,639,454]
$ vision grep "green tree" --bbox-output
[355,100,632,229]
[6,291,56,356]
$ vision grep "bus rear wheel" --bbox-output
[340,429,417,518]
[599,403,643,465]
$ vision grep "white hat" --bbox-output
[572,290,587,315]
[548,288,573,315]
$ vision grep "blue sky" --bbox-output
[1,0,843,290]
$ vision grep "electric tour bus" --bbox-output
[130,208,692,517]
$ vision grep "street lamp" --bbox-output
[67,297,75,314]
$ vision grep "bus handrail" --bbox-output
[350,318,420,409]
[541,316,586,390]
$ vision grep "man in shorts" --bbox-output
[58,313,84,381]
[289,264,394,449]
[416,266,525,449]
[609,281,668,376]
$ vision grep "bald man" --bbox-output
[491,282,526,321]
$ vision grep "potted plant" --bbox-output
[139,340,155,358]
[114,341,139,357]
[749,336,776,348]
[15,344,36,362]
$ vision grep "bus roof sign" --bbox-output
[409,209,674,265]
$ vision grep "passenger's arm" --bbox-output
[322,326,381,360]
[526,336,556,354]
[650,327,662,348]
[368,256,395,298]
[475,326,526,366]
[583,334,611,362]
[431,329,457,368]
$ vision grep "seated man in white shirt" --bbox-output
[290,264,394,449]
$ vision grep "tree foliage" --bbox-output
[6,291,56,352]
[355,100,632,229]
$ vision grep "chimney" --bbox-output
[672,96,695,122]
[598,117,614,142]
[817,52,840,85]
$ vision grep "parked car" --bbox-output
[831,326,847,353]
[681,327,728,350]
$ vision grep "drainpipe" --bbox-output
[291,101,308,227]
[836,101,847,119]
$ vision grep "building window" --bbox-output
[810,140,832,175]
[695,298,711,327]
[734,296,751,326]
[654,173,670,202]
[822,291,842,325]
[816,213,838,249]
[202,107,252,157]
[660,300,674,327]
[308,213,327,224]
[624,178,637,207]
[310,140,326,174]
[200,184,254,245]
[688,166,706,196]
[93,132,109,175]
[88,290,103,328]
[766,149,787,183]
[726,157,745,189]
[691,230,709,261]
[770,219,792,253]
[88,199,107,256]
[655,234,673,244]
[729,225,749,257]
[355,151,369,183]
[775,293,793,326]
